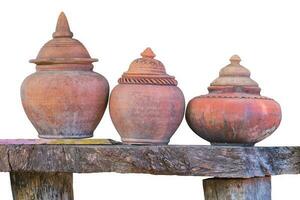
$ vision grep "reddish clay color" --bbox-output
[109,48,185,144]
[186,55,281,146]
[21,12,109,138]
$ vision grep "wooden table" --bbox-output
[1,139,299,200]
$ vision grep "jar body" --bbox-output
[109,84,185,144]
[21,70,109,138]
[186,94,281,146]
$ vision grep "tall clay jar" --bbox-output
[186,55,281,146]
[109,48,185,144]
[21,12,109,138]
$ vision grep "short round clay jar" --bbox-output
[186,55,281,146]
[109,48,185,144]
[21,12,109,138]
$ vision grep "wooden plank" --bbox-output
[203,177,271,200]
[0,139,119,145]
[10,172,73,200]
[0,141,298,178]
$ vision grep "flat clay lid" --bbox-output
[210,55,259,87]
[30,12,97,65]
[118,48,177,85]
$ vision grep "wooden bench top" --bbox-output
[0,139,299,178]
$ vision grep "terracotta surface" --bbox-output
[186,55,281,146]
[21,12,109,138]
[109,48,185,144]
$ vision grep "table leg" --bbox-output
[10,172,74,200]
[203,176,271,200]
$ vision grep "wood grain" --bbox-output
[203,177,271,200]
[0,140,299,178]
[10,172,73,200]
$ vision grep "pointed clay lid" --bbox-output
[210,55,259,87]
[30,12,97,66]
[118,48,177,85]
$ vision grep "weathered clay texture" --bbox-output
[21,12,109,138]
[110,48,185,144]
[186,55,281,146]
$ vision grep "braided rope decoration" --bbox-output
[198,94,272,100]
[118,76,177,86]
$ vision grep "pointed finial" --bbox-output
[52,12,73,38]
[230,55,241,64]
[141,47,156,59]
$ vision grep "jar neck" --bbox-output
[208,85,261,95]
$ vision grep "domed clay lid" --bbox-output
[30,12,97,68]
[118,48,177,85]
[208,55,261,94]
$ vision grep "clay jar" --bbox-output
[109,48,185,144]
[21,12,109,138]
[186,55,281,146]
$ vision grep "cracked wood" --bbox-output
[0,140,299,178]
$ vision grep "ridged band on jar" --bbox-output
[118,75,178,86]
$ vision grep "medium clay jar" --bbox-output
[109,48,185,144]
[21,12,109,138]
[186,55,281,146]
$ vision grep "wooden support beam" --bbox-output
[203,177,271,200]
[10,172,73,200]
[0,139,299,178]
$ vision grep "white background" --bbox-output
[0,0,299,199]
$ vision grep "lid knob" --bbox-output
[52,12,73,38]
[229,54,241,64]
[141,47,156,59]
